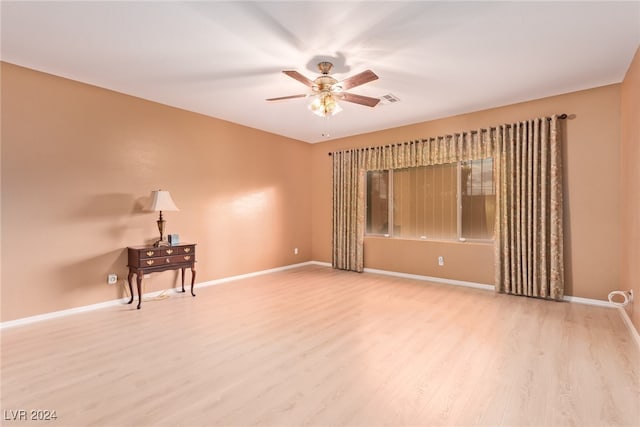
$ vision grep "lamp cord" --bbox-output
[121,280,172,302]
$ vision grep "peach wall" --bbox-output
[621,47,640,333]
[1,62,312,322]
[1,59,631,322]
[311,85,622,300]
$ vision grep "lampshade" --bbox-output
[149,190,179,212]
[309,93,343,117]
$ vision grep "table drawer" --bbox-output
[140,254,195,266]
[128,244,196,268]
[179,245,195,255]
[138,245,195,259]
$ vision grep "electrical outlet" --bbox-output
[294,247,299,255]
[107,273,118,285]
[438,256,444,266]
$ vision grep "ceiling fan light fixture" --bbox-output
[309,93,342,117]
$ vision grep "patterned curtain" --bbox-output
[331,115,564,300]
[494,116,564,299]
[332,149,365,272]
[362,132,496,170]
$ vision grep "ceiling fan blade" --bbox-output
[338,70,379,91]
[266,94,308,101]
[282,70,314,87]
[340,92,381,108]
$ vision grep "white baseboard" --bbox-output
[312,263,617,308]
[562,295,613,307]
[363,267,495,291]
[309,261,332,268]
[360,266,617,308]
[0,298,128,330]
[0,261,318,330]
[193,261,317,288]
[1,259,633,348]
[617,307,640,350]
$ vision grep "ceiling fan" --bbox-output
[266,61,380,117]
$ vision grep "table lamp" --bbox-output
[149,190,179,247]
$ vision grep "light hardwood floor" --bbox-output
[1,265,638,426]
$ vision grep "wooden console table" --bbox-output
[127,243,196,309]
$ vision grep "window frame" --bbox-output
[365,160,495,243]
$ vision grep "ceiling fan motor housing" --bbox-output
[313,75,339,93]
[317,61,333,74]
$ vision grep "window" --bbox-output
[461,158,495,240]
[366,170,389,235]
[366,158,495,241]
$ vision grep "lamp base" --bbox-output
[154,239,170,247]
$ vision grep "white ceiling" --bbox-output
[1,1,639,143]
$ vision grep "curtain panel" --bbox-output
[331,115,564,301]
[494,116,564,299]
[332,150,365,272]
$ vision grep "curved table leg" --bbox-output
[190,265,196,297]
[127,270,135,305]
[180,267,186,293]
[136,274,143,309]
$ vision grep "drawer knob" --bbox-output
[184,255,191,261]
[146,251,154,256]
[166,249,174,255]
[184,247,191,253]
[166,258,171,263]
[146,260,154,265]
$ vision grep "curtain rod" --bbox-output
[328,113,568,156]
